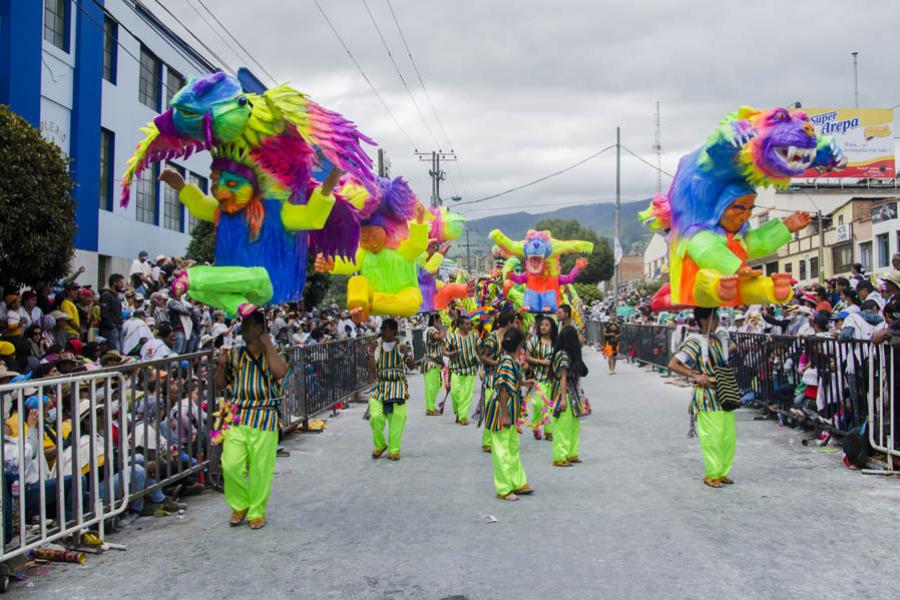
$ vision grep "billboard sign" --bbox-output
[799,108,894,179]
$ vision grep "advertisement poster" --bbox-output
[800,108,894,179]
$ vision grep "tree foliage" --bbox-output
[572,282,604,304]
[533,218,614,284]
[0,106,75,289]
[185,220,216,264]
[633,277,665,299]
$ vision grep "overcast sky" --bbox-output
[163,0,900,220]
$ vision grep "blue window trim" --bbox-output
[102,128,115,211]
[166,162,186,232]
[152,163,161,226]
[63,0,72,53]
[154,53,162,112]
[104,15,117,84]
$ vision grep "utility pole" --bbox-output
[415,150,457,207]
[817,210,825,283]
[614,126,621,301]
[377,149,391,178]
[465,229,472,273]
[652,101,662,194]
[851,52,859,109]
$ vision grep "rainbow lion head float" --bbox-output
[641,106,846,309]
[489,229,593,313]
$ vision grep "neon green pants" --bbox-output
[370,397,407,455]
[423,367,442,412]
[481,385,494,448]
[451,374,476,421]
[490,426,528,496]
[222,424,278,520]
[551,400,581,462]
[528,381,554,435]
[187,265,273,317]
[695,410,736,479]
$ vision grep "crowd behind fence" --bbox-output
[586,321,900,464]
[0,335,376,564]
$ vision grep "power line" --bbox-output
[311,0,417,149]
[180,0,251,78]
[361,0,439,148]
[454,144,617,206]
[149,0,236,74]
[459,198,618,215]
[620,145,675,178]
[193,0,280,86]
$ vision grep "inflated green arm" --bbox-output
[744,219,792,259]
[328,249,364,275]
[687,230,742,274]
[178,184,218,222]
[281,187,335,231]
[552,238,594,254]
[398,222,429,262]
[423,251,444,274]
[488,229,524,256]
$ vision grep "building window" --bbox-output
[166,68,184,107]
[164,164,185,232]
[139,46,162,111]
[44,0,69,52]
[837,214,844,225]
[859,242,872,272]
[783,262,792,274]
[810,257,819,280]
[758,213,769,226]
[799,259,807,281]
[99,129,115,211]
[832,243,853,273]
[187,172,208,234]
[877,233,890,268]
[765,261,779,276]
[103,16,118,84]
[135,165,159,225]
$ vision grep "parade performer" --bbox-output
[551,325,589,467]
[368,318,416,461]
[484,327,533,501]
[317,176,428,320]
[423,313,446,416]
[602,316,621,375]
[667,307,734,488]
[490,229,593,313]
[643,106,846,309]
[215,309,287,530]
[123,72,373,316]
[417,207,469,312]
[444,315,480,425]
[524,315,557,440]
[477,311,517,452]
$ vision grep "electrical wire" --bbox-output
[311,0,418,149]
[180,0,250,77]
[361,0,439,148]
[620,145,675,178]
[193,0,280,86]
[148,0,236,74]
[454,144,617,206]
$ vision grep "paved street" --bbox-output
[17,349,900,600]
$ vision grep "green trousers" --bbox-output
[481,385,494,448]
[528,381,554,435]
[423,367,442,412]
[551,400,580,462]
[451,374,476,421]
[187,265,273,317]
[222,424,278,520]
[695,410,736,479]
[490,426,527,496]
[370,397,407,455]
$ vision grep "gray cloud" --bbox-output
[162,0,900,219]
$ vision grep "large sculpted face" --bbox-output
[523,230,552,275]
[749,107,818,178]
[154,72,252,147]
[719,194,756,234]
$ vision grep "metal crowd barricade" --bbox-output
[282,335,376,428]
[869,343,899,460]
[0,371,131,562]
[620,324,673,372]
[407,328,426,363]
[585,321,605,346]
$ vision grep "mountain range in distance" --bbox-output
[459,199,652,255]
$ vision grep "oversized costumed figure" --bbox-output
[416,207,470,312]
[317,175,427,320]
[489,229,593,313]
[656,106,846,491]
[645,105,846,309]
[121,72,374,316]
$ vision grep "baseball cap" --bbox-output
[155,254,166,262]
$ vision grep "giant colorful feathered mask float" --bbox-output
[642,106,846,309]
[121,71,375,316]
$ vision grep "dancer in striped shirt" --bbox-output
[478,311,517,452]
[423,313,446,416]
[524,315,557,441]
[215,309,288,530]
[550,325,589,467]
[369,318,416,460]
[484,327,533,500]
[444,316,480,425]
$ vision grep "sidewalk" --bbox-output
[14,350,900,600]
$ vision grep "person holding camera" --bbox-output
[215,309,287,530]
[368,318,416,461]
